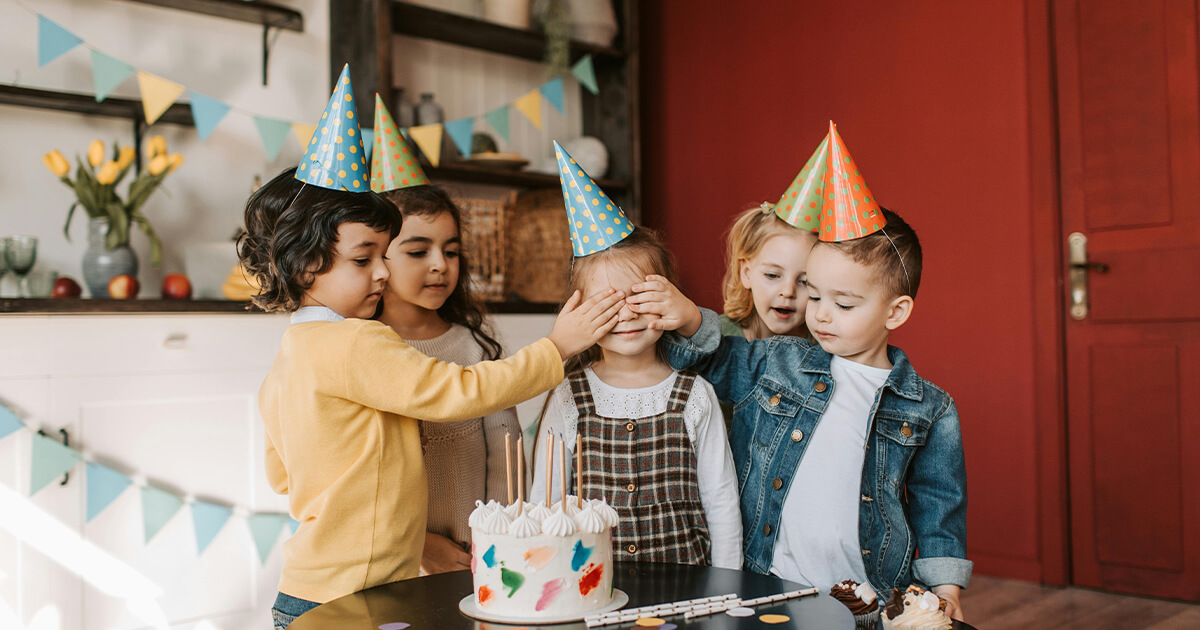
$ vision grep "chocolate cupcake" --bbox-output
[830,580,880,629]
[880,585,951,630]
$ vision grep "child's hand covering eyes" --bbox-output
[627,275,703,337]
[548,288,626,359]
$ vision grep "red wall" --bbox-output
[642,1,1043,581]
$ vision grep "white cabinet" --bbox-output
[0,312,555,630]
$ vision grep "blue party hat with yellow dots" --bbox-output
[296,64,370,191]
[555,141,634,256]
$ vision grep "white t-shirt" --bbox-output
[770,355,891,591]
[529,367,744,570]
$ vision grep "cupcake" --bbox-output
[830,580,880,629]
[880,585,952,630]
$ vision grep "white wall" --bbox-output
[0,0,330,297]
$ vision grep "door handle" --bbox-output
[1067,232,1108,320]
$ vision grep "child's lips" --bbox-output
[770,307,796,318]
[425,283,448,291]
[814,330,836,340]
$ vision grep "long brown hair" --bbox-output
[382,185,503,360]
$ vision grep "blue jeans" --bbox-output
[271,592,320,630]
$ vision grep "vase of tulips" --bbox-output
[43,136,183,297]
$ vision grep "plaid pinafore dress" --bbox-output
[571,368,712,566]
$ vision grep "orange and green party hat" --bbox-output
[555,140,635,256]
[296,64,370,191]
[370,94,429,192]
[817,121,885,242]
[773,131,829,231]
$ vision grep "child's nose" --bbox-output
[374,259,390,283]
[617,301,637,321]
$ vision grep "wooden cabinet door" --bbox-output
[1054,0,1200,600]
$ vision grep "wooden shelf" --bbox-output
[0,84,194,127]
[120,0,303,32]
[0,298,557,315]
[391,1,624,61]
[429,161,628,191]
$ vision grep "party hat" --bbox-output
[817,121,885,241]
[296,64,370,191]
[555,141,635,257]
[370,94,429,192]
[772,131,830,231]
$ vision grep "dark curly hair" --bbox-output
[381,185,503,361]
[238,168,403,313]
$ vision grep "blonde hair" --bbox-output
[721,204,813,339]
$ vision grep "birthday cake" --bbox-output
[469,496,617,618]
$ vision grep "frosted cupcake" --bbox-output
[880,585,952,630]
[830,580,880,629]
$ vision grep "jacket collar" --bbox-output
[800,344,924,401]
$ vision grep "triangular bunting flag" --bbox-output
[0,404,24,440]
[371,94,429,192]
[141,485,184,543]
[288,518,301,534]
[254,116,293,161]
[296,64,370,191]
[191,501,233,555]
[247,514,286,564]
[29,433,81,496]
[539,77,565,114]
[90,50,134,102]
[38,15,83,67]
[819,121,885,242]
[773,131,830,231]
[85,462,132,522]
[408,123,444,168]
[555,140,634,256]
[484,105,510,143]
[513,89,543,130]
[292,123,317,149]
[136,71,186,125]
[444,117,475,158]
[572,54,599,95]
[189,91,231,141]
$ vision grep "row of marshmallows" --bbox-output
[468,497,619,537]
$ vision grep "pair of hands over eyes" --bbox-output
[546,276,701,360]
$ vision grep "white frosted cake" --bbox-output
[469,496,617,618]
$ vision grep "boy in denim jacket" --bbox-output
[628,208,970,619]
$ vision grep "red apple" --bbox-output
[107,274,140,299]
[161,273,192,299]
[51,277,82,298]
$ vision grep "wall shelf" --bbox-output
[0,84,194,127]
[119,0,303,32]
[0,298,557,315]
[428,162,627,191]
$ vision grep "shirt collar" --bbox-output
[291,306,345,324]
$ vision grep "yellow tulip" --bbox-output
[166,153,184,173]
[42,150,69,177]
[147,135,167,159]
[148,154,169,176]
[116,146,136,170]
[96,161,120,185]
[88,140,105,167]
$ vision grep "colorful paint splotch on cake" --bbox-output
[469,497,617,618]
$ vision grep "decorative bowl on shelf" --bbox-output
[462,152,531,171]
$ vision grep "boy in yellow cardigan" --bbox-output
[240,168,624,628]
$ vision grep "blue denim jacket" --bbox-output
[663,309,972,591]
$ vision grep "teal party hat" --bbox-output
[296,64,370,191]
[555,141,634,256]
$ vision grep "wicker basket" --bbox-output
[453,191,516,303]
[505,189,573,304]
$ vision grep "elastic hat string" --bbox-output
[878,227,913,297]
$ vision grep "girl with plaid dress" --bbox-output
[530,229,743,569]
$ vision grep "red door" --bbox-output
[1054,0,1200,600]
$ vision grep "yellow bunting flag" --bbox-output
[136,71,186,125]
[513,88,543,130]
[408,123,444,168]
[292,123,317,149]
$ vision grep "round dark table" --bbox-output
[289,562,978,629]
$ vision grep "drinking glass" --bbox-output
[0,239,8,295]
[3,236,38,298]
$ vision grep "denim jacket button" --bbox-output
[769,394,781,406]
[861,494,874,502]
[861,549,870,555]
[901,422,913,438]
[814,382,828,393]
[790,429,804,442]
[763,524,772,536]
[772,477,783,490]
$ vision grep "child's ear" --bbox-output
[884,295,914,331]
[739,259,753,289]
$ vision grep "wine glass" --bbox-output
[3,236,38,298]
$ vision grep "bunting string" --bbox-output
[10,0,602,164]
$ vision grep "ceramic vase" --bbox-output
[82,217,138,298]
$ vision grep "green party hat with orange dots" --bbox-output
[555,140,635,257]
[370,94,429,192]
[817,121,885,242]
[773,131,829,231]
[296,64,370,191]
